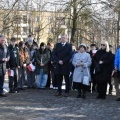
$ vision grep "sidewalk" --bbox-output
[1,76,119,120]
[0,87,120,120]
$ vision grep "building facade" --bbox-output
[1,9,68,44]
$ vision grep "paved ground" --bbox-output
[0,84,120,120]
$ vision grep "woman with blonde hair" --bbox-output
[93,40,112,99]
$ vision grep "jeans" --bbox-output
[9,68,18,91]
[18,67,26,88]
[26,69,35,87]
[36,69,48,88]
[51,69,57,87]
[0,75,4,94]
[114,77,120,97]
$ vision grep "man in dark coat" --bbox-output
[45,42,53,88]
[53,35,72,97]
[7,37,20,93]
[89,44,97,92]
[0,35,10,97]
[108,45,114,95]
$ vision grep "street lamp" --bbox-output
[114,1,120,47]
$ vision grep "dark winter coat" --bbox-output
[94,49,112,83]
[109,51,115,73]
[89,50,97,79]
[0,44,9,76]
[6,44,20,68]
[35,48,50,75]
[53,42,72,75]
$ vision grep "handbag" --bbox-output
[94,53,107,74]
[94,63,101,74]
[111,70,119,78]
[82,67,90,86]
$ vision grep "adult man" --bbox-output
[26,36,36,88]
[46,42,54,88]
[0,35,9,97]
[53,35,72,97]
[25,35,38,47]
[7,37,20,93]
[89,44,97,92]
[108,45,114,95]
[114,46,120,101]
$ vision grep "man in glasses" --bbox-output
[0,35,10,97]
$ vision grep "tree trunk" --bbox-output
[70,0,77,43]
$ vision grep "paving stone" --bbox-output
[0,88,119,120]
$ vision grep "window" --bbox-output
[13,27,21,34]
[48,17,53,23]
[14,15,21,24]
[23,15,27,23]
[56,17,65,25]
[23,27,28,35]
[35,16,41,22]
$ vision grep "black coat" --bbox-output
[35,48,50,75]
[89,50,97,79]
[109,51,115,73]
[53,42,72,75]
[94,49,112,83]
[0,44,9,76]
[6,44,20,68]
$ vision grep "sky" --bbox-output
[0,0,115,15]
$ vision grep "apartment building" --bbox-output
[1,9,69,44]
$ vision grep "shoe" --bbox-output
[32,86,36,89]
[53,87,56,90]
[76,94,81,98]
[41,88,45,90]
[87,89,91,93]
[109,91,112,95]
[96,95,106,100]
[82,95,86,99]
[27,87,32,89]
[64,93,69,97]
[18,88,25,90]
[101,96,106,100]
[54,93,62,96]
[9,90,16,93]
[92,90,96,93]
[116,98,120,101]
[0,93,7,97]
[96,95,101,99]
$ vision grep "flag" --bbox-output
[26,63,36,72]
[8,70,14,77]
[92,50,97,56]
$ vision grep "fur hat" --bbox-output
[79,43,87,48]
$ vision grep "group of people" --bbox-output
[0,34,120,101]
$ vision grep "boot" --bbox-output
[77,89,81,98]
